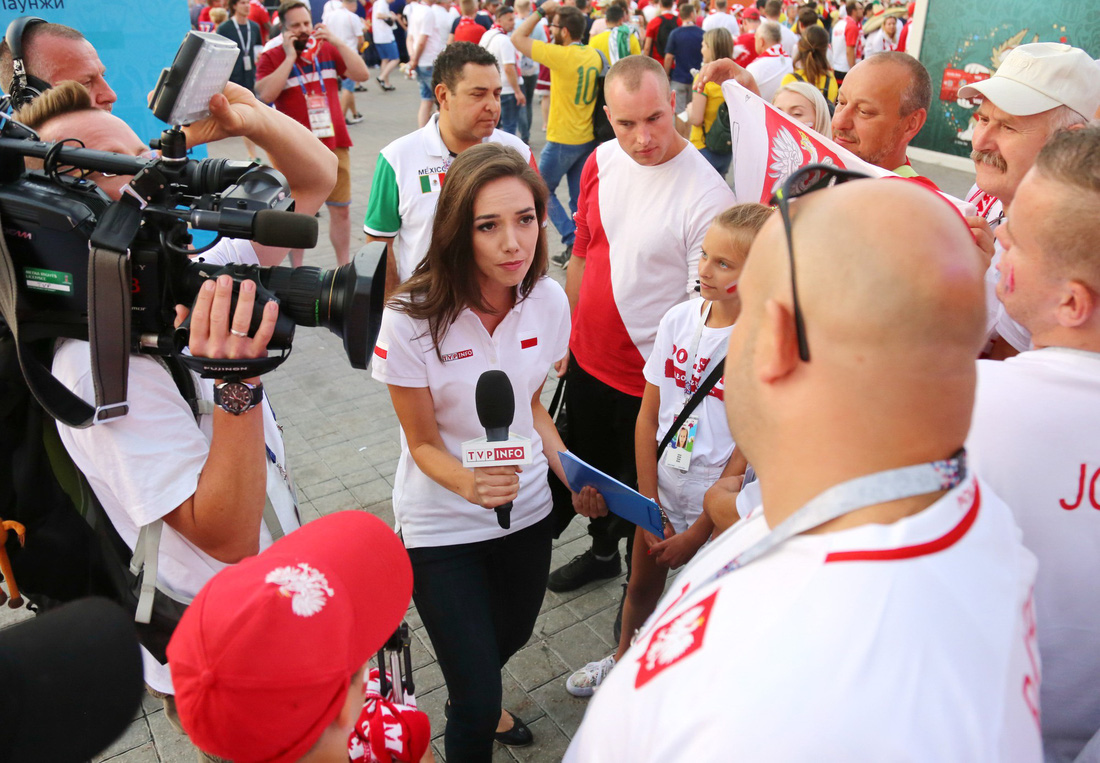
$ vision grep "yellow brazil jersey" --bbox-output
[589,27,640,62]
[689,77,724,150]
[531,39,604,145]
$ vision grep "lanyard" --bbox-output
[669,451,968,614]
[683,301,712,401]
[233,20,252,55]
[292,56,326,97]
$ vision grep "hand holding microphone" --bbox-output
[465,370,533,529]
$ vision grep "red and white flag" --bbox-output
[721,81,976,216]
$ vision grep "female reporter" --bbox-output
[372,143,589,762]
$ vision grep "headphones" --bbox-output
[5,16,51,109]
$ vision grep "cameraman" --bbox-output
[14,80,336,724]
[0,20,117,111]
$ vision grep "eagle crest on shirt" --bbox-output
[767,126,836,198]
[265,563,335,617]
[645,604,707,670]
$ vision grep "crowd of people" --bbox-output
[1,0,1100,761]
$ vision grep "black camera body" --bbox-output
[0,123,384,427]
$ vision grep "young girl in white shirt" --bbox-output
[566,202,772,696]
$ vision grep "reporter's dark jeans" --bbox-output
[407,513,553,762]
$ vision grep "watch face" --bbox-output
[219,382,253,414]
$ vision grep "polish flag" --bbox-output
[720,81,976,216]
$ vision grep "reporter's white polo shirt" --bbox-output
[371,278,569,548]
[363,113,536,284]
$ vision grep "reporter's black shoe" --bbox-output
[444,703,533,747]
[495,711,533,747]
[547,549,620,592]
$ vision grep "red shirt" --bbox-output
[249,0,272,43]
[733,31,757,67]
[256,40,352,151]
[453,16,487,43]
[197,6,215,32]
[844,16,864,61]
[645,12,679,65]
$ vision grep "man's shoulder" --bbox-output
[380,123,435,166]
[487,129,533,158]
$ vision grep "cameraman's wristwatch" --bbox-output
[213,380,264,415]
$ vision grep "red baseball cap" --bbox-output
[168,511,413,763]
[740,6,760,20]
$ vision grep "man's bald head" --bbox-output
[725,179,985,476]
[0,23,116,111]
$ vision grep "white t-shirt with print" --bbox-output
[642,300,735,472]
[566,474,1042,763]
[371,278,570,548]
[52,238,300,694]
[969,349,1100,763]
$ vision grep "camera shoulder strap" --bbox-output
[656,357,725,458]
[0,203,135,428]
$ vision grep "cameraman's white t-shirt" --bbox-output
[51,238,299,694]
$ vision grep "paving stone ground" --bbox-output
[0,61,976,762]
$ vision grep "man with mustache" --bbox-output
[956,43,1100,356]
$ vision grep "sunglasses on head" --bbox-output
[768,163,871,362]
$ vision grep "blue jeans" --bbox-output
[700,146,732,177]
[498,93,518,135]
[538,140,596,247]
[416,65,434,100]
[517,73,537,142]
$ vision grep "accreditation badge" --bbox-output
[307,93,335,138]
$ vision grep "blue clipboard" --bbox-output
[559,452,665,538]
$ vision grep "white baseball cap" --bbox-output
[958,42,1100,120]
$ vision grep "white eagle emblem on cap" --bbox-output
[265,563,335,617]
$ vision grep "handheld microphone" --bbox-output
[474,370,518,530]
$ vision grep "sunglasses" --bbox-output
[768,163,870,362]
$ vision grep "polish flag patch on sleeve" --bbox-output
[374,341,388,360]
[634,591,718,689]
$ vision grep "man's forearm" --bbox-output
[504,64,521,94]
[664,54,674,77]
[409,34,427,64]
[565,255,585,314]
[173,405,267,564]
[255,54,295,103]
[247,108,337,264]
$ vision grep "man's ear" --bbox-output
[1056,280,1096,329]
[902,107,927,144]
[757,298,801,384]
[434,83,449,110]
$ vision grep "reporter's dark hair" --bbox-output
[556,6,587,42]
[388,143,550,354]
[431,42,501,97]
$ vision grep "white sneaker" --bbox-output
[565,655,615,697]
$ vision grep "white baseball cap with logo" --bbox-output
[959,42,1100,120]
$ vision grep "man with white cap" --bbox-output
[968,124,1100,763]
[957,42,1100,356]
